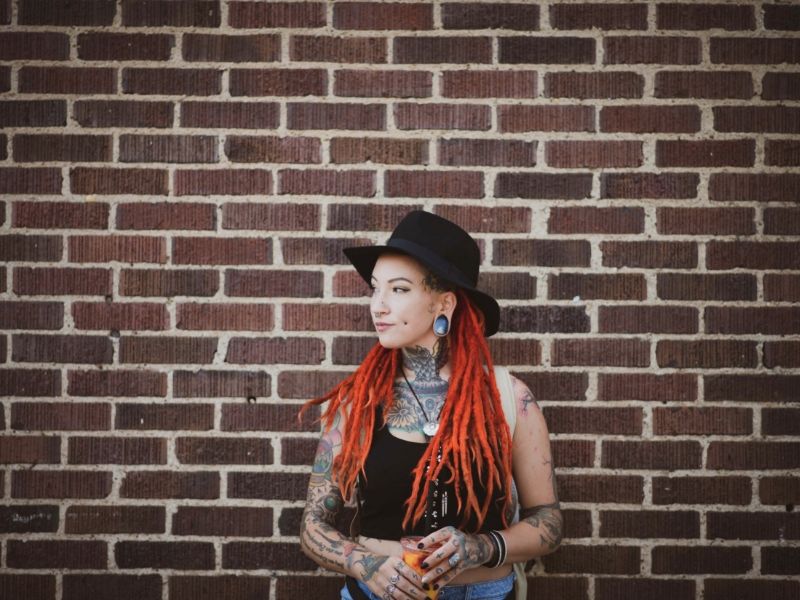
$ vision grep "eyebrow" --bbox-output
[370,276,415,284]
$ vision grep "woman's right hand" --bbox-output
[357,552,428,600]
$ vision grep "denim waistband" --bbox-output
[345,572,514,600]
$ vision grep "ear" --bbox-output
[439,290,457,318]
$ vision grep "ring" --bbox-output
[386,583,397,595]
[390,574,400,584]
[448,553,461,568]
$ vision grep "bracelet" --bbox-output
[483,530,507,569]
[482,532,500,567]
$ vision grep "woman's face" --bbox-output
[369,253,455,351]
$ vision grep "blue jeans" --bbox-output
[341,572,514,600]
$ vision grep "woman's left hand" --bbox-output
[416,526,493,591]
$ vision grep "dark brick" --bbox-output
[711,38,800,64]
[121,471,219,499]
[657,273,756,301]
[230,68,327,96]
[62,575,161,600]
[334,69,431,97]
[385,170,483,198]
[68,235,166,263]
[279,168,375,196]
[704,580,799,600]
[223,541,316,571]
[710,173,800,202]
[657,340,756,369]
[599,306,698,334]
[551,339,649,368]
[331,137,427,164]
[173,370,270,399]
[545,71,643,98]
[478,272,537,300]
[762,547,800,576]
[226,135,319,163]
[0,301,63,330]
[545,407,642,435]
[548,273,645,300]
[657,207,755,235]
[183,34,280,62]
[0,235,63,261]
[706,307,800,335]
[657,3,754,30]
[654,407,752,436]
[13,334,112,364]
[225,269,322,297]
[68,370,166,397]
[652,476,752,505]
[0,369,61,397]
[287,102,385,130]
[760,477,800,506]
[122,0,220,27]
[19,0,115,24]
[443,3,539,30]
[500,306,589,334]
[116,202,215,230]
[277,370,350,399]
[12,470,111,499]
[119,336,217,364]
[169,576,271,600]
[602,172,698,198]
[394,36,491,63]
[221,404,319,433]
[0,505,58,533]
[122,68,221,96]
[116,403,213,431]
[173,506,272,537]
[551,439,595,467]
[657,139,754,167]
[596,579,694,600]
[120,269,218,297]
[602,241,697,269]
[0,576,54,600]
[499,37,595,64]
[765,273,800,301]
[601,510,699,539]
[655,70,753,99]
[228,472,309,501]
[499,105,594,132]
[75,100,173,128]
[765,141,800,166]
[541,545,640,575]
[715,106,800,133]
[601,105,701,132]
[7,540,106,569]
[18,66,115,94]
[546,140,642,168]
[176,303,273,331]
[176,437,272,465]
[0,436,61,464]
[182,102,279,130]
[116,541,214,570]
[13,135,112,163]
[281,438,319,466]
[327,204,421,231]
[707,443,800,471]
[598,373,697,402]
[395,102,490,130]
[764,341,800,368]
[497,173,592,199]
[78,32,174,61]
[11,402,110,431]
[70,168,168,196]
[605,36,701,64]
[332,2,431,30]
[548,207,644,233]
[65,505,165,534]
[172,237,271,265]
[291,35,387,63]
[710,514,800,542]
[174,169,272,196]
[442,70,537,98]
[762,72,800,100]
[705,375,799,403]
[0,32,69,60]
[603,441,702,470]
[765,4,800,31]
[652,546,752,574]
[493,240,590,267]
[119,134,217,163]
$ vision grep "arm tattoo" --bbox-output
[519,502,563,552]
[519,386,539,415]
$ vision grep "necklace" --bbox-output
[400,369,440,438]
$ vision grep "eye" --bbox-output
[393,287,409,293]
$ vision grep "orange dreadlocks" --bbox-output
[302,289,514,533]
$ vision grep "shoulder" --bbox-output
[509,374,540,419]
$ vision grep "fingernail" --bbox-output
[421,562,428,569]
[417,542,424,549]
[433,584,440,591]
[422,583,429,590]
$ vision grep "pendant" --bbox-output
[423,421,439,437]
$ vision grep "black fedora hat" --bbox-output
[343,210,500,336]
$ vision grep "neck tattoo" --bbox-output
[401,346,446,439]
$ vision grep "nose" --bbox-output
[370,287,388,315]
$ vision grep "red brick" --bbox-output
[13,134,112,162]
[551,338,649,367]
[599,373,696,402]
[766,209,800,238]
[0,301,63,330]
[0,575,55,598]
[552,3,645,29]
[711,173,800,203]
[68,370,166,397]
[0,32,69,60]
[330,138,427,165]
[394,36,490,63]
[395,103,490,130]
[708,241,800,270]
[764,341,800,368]
[603,441,701,470]
[435,206,531,234]
[0,167,62,194]
[0,234,63,261]
[277,370,350,399]
[544,407,643,435]
[226,337,324,365]
[0,369,61,397]
[601,510,699,539]
[468,271,536,299]
[173,507,272,537]
[706,375,800,403]
[657,139,754,167]
[714,106,800,133]
[499,105,594,132]
[0,505,58,533]
[75,100,173,128]
[602,172,698,198]
[71,167,168,195]
[655,406,752,436]
[331,337,377,365]
[442,70,537,98]
[282,438,317,466]
[183,34,279,62]
[766,140,800,166]
[707,307,800,335]
[332,271,372,297]
[291,35,386,63]
[119,134,217,163]
[13,334,112,364]
[546,140,641,168]
[225,269,322,298]
[119,337,217,364]
[652,546,751,574]
[121,471,219,499]
[228,472,309,501]
[230,0,325,27]
[68,235,165,264]
[120,269,218,297]
[0,436,61,464]
[760,477,800,506]
[122,0,219,26]
[223,204,318,232]
[658,273,756,301]
[335,69,430,97]
[500,307,590,334]
[519,578,590,600]
[122,67,220,95]
[599,306,698,334]
[63,575,161,600]
[223,541,316,571]
[765,4,800,30]
[652,476,752,505]
[492,240,591,267]
[115,403,213,431]
[230,68,326,96]
[279,168,375,196]
[172,238,270,266]
[116,541,214,569]
[705,579,799,600]
[602,241,697,269]
[551,439,595,467]
[173,370,270,398]
[282,238,366,265]
[541,545,639,575]
[287,102,385,130]
[116,202,214,231]
[659,3,755,30]
[549,273,645,301]
[385,170,483,198]
[333,2,431,30]
[657,207,754,235]
[596,579,694,600]
[657,340,756,369]
[557,475,642,504]
[605,36,701,64]
[7,540,106,569]
[549,207,643,233]
[762,547,800,576]
[13,201,107,230]
[327,204,421,231]
[181,102,278,130]
[78,32,174,61]
[545,71,643,98]
[711,38,800,64]
[500,36,595,64]
[176,303,273,331]
[175,169,272,196]
[601,105,700,132]
[221,404,319,433]
[12,470,111,499]
[19,0,115,24]
[169,576,271,600]
[176,437,271,465]
[499,173,592,200]
[225,135,319,163]
[18,66,115,94]
[710,514,799,542]
[762,72,800,100]
[72,301,167,331]
[68,437,166,465]
[708,442,800,470]
[443,3,538,29]
[11,402,111,431]
[655,70,753,99]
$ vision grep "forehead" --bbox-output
[371,252,427,281]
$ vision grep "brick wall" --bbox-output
[1,1,799,599]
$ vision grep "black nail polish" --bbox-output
[421,562,428,569]
[417,542,424,549]
[433,584,440,591]
[422,583,429,591]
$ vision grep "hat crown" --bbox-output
[387,211,479,286]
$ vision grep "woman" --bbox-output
[300,211,561,600]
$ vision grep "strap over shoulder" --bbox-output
[493,365,516,436]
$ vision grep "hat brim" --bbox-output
[343,244,500,337]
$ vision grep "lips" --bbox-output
[374,322,393,332]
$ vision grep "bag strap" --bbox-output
[493,365,516,437]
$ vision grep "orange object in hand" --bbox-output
[400,536,443,600]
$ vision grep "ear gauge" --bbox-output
[433,314,450,337]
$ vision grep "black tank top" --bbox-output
[358,407,506,540]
